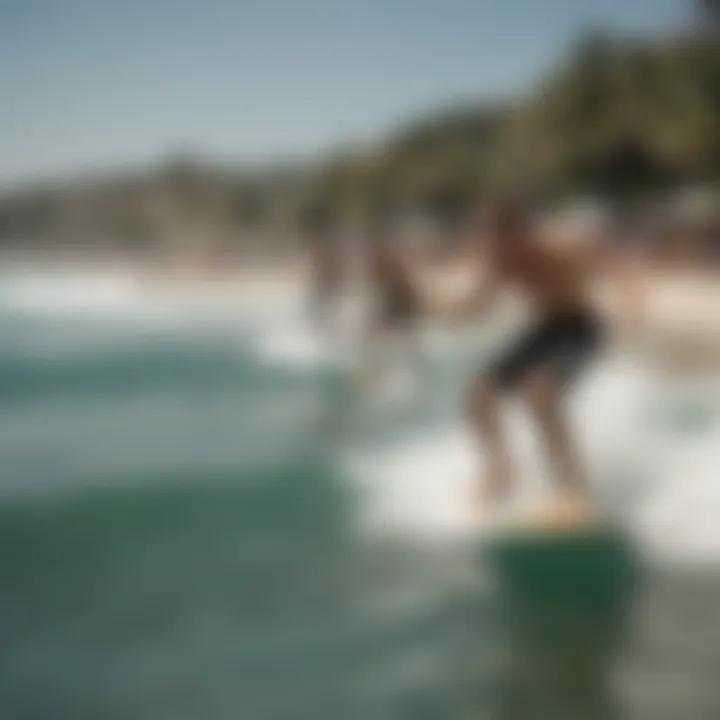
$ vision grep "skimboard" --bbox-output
[481,500,637,608]
[480,502,639,717]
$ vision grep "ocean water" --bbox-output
[1,268,720,719]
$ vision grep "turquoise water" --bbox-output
[1,289,720,719]
[0,310,502,720]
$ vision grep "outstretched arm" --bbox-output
[578,239,647,323]
[423,257,502,324]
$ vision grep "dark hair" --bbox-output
[486,193,532,239]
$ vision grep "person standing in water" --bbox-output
[305,214,426,390]
[307,217,347,337]
[450,197,613,520]
[359,222,428,393]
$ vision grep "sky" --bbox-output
[1,0,691,183]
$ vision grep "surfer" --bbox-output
[449,196,616,520]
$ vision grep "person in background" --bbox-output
[306,215,346,337]
[359,221,428,395]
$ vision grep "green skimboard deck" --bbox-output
[482,525,640,717]
[483,524,638,607]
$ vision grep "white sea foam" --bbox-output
[255,320,348,369]
[0,269,142,316]
[345,353,720,565]
[250,288,372,371]
[0,266,305,334]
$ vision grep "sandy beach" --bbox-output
[5,256,719,365]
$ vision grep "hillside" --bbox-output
[1,18,717,254]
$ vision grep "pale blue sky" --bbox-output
[1,0,690,182]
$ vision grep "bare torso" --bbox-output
[494,238,592,318]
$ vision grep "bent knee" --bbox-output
[520,368,558,412]
[466,374,500,421]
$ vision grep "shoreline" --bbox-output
[1,257,719,370]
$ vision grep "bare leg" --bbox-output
[402,324,429,392]
[466,375,514,507]
[522,369,592,519]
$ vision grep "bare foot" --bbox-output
[473,469,513,521]
[558,492,596,523]
[530,492,595,531]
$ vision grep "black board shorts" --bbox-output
[486,311,604,389]
[376,288,420,329]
